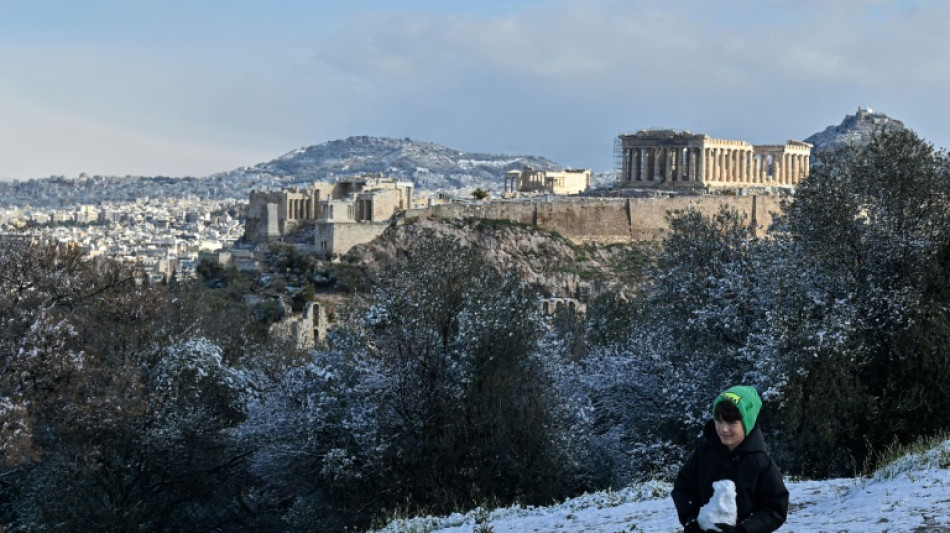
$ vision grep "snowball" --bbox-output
[697,479,737,532]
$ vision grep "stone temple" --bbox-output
[617,130,812,189]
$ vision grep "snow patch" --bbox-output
[374,438,950,532]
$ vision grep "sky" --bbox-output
[2,0,949,181]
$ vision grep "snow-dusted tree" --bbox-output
[245,232,584,530]
[574,130,950,480]
[0,238,139,526]
[0,238,267,530]
[563,204,788,483]
[18,336,254,531]
[650,207,769,429]
[767,128,950,476]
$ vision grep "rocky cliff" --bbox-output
[343,216,655,301]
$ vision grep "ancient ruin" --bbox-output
[617,130,812,189]
[244,174,413,257]
[268,300,329,351]
[503,167,592,197]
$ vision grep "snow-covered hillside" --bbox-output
[215,136,561,194]
[374,438,950,533]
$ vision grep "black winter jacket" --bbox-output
[671,420,788,533]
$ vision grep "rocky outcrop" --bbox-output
[343,216,654,301]
[805,107,905,153]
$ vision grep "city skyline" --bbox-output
[1,0,947,181]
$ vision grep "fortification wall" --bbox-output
[315,221,391,258]
[405,195,783,243]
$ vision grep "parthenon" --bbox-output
[618,130,812,189]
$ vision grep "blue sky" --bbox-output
[1,0,948,180]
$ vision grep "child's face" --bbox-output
[715,418,746,451]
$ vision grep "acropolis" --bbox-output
[617,130,812,189]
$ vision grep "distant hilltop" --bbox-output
[804,106,906,152]
[217,136,560,193]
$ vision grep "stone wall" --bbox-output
[405,195,783,243]
[315,220,391,257]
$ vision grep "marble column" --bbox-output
[686,148,699,181]
[722,150,728,182]
[718,149,724,182]
[704,149,711,182]
[732,150,739,182]
[628,148,635,182]
[695,147,703,182]
[637,148,642,181]
[622,149,630,183]
[665,148,674,182]
[677,149,686,181]
[676,149,684,181]
[683,149,691,182]
[643,148,650,181]
[645,148,652,181]
[626,149,633,182]
[712,149,719,181]
[743,151,750,183]
[717,149,724,182]
[640,149,647,181]
[653,147,660,181]
[721,150,728,182]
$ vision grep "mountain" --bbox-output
[219,136,561,194]
[804,106,906,152]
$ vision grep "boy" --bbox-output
[671,385,788,533]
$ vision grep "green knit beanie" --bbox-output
[713,385,762,434]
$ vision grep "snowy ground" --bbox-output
[373,439,950,533]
